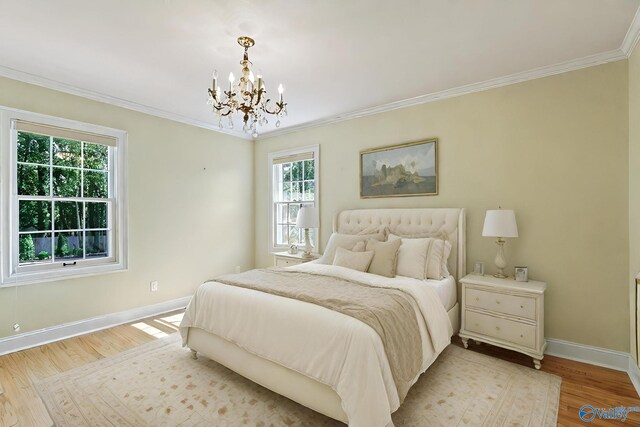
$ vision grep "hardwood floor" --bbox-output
[0,312,637,426]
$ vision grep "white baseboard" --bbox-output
[0,296,191,357]
[545,337,640,398]
[545,337,630,371]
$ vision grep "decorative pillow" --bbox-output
[387,234,430,280]
[365,238,401,278]
[388,234,452,280]
[351,241,366,252]
[332,247,374,272]
[318,232,384,264]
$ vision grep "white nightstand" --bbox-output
[273,251,320,267]
[459,274,547,369]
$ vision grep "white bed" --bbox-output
[180,208,466,427]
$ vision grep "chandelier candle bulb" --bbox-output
[212,70,217,91]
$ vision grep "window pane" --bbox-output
[276,225,288,246]
[19,233,52,264]
[291,182,300,201]
[84,142,108,171]
[289,204,300,225]
[275,203,287,225]
[53,167,81,197]
[84,170,108,198]
[303,181,315,201]
[17,132,50,165]
[289,226,300,245]
[281,181,291,202]
[54,201,83,230]
[282,163,291,182]
[292,161,302,181]
[85,202,108,229]
[304,160,314,180]
[54,231,83,260]
[19,200,52,232]
[52,138,82,168]
[86,231,108,258]
[18,164,50,196]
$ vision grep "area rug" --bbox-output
[36,334,561,426]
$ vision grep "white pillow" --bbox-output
[388,234,452,280]
[388,234,429,280]
[333,247,374,272]
[319,232,383,264]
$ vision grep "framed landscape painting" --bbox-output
[360,138,438,198]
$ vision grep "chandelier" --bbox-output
[207,36,287,138]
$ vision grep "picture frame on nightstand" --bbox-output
[473,262,485,275]
[515,266,528,282]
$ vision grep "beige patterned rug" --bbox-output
[36,334,560,426]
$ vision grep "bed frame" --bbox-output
[185,208,466,424]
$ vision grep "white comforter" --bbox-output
[179,263,453,427]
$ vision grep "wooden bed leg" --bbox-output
[190,349,198,360]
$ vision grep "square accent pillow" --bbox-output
[318,231,384,264]
[388,234,430,280]
[332,247,374,272]
[365,238,401,278]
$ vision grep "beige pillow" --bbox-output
[388,233,452,280]
[319,232,384,264]
[365,238,401,278]
[333,247,374,272]
[352,241,366,252]
[388,235,430,279]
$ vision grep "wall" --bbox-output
[0,76,254,338]
[630,43,640,363]
[255,61,630,352]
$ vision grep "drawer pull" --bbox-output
[520,334,524,338]
[495,326,500,331]
[475,297,479,301]
[496,300,500,304]
[520,305,524,309]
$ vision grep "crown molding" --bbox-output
[0,65,252,141]
[258,48,627,140]
[621,6,640,57]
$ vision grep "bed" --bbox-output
[179,208,466,427]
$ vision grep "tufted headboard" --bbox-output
[333,208,466,282]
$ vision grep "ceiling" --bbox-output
[0,0,638,139]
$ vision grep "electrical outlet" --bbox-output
[150,281,158,292]
[13,323,20,332]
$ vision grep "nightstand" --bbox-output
[273,251,320,267]
[459,274,547,369]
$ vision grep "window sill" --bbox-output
[1,262,128,287]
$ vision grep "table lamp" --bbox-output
[296,206,319,259]
[482,209,518,278]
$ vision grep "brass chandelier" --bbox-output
[207,36,287,137]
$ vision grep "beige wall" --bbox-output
[630,44,640,362]
[255,61,630,352]
[0,77,254,338]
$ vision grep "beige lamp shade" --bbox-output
[296,206,319,229]
[482,209,519,238]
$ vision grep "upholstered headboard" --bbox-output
[333,208,466,282]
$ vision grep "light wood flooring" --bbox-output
[0,310,638,426]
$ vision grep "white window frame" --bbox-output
[0,107,128,286]
[267,145,320,253]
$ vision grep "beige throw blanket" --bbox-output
[215,268,423,402]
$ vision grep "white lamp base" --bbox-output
[302,228,314,259]
[493,238,507,278]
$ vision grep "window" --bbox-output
[268,145,319,252]
[0,108,127,285]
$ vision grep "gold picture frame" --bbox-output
[360,138,438,198]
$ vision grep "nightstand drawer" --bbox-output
[275,258,302,267]
[465,310,536,349]
[466,288,536,320]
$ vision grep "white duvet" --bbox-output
[179,263,453,427]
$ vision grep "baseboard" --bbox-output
[545,338,640,397]
[0,296,192,357]
[545,338,630,371]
